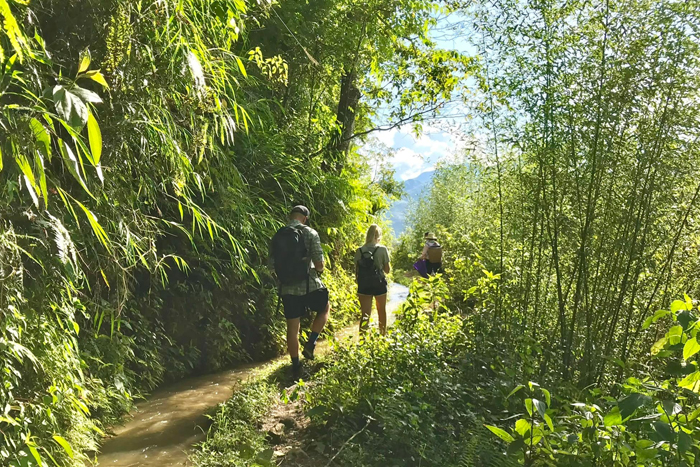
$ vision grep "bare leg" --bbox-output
[311,301,331,333]
[286,318,300,359]
[375,294,387,335]
[358,294,373,333]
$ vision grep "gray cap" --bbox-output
[290,205,310,217]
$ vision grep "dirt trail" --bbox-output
[95,283,409,466]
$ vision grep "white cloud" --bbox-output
[373,123,466,180]
[374,128,398,148]
[390,147,428,180]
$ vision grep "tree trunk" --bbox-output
[334,71,361,155]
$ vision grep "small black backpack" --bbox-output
[271,225,308,285]
[357,246,384,288]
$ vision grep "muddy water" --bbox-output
[95,283,409,466]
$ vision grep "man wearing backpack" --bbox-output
[421,233,443,275]
[269,206,330,378]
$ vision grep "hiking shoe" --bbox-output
[302,342,315,360]
[292,362,303,381]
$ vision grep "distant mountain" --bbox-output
[385,170,434,237]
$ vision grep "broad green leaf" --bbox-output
[543,413,554,432]
[256,448,274,462]
[85,70,109,89]
[484,425,514,443]
[618,393,651,419]
[507,385,524,399]
[651,337,668,355]
[652,421,674,441]
[506,437,525,455]
[532,398,546,417]
[514,418,530,437]
[672,300,689,313]
[678,431,692,453]
[604,406,622,426]
[540,388,551,406]
[643,309,670,330]
[668,325,684,345]
[52,435,74,459]
[53,85,89,130]
[53,85,72,119]
[684,337,700,360]
[71,85,102,104]
[525,398,533,416]
[678,370,700,392]
[87,110,102,165]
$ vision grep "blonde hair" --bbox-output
[365,224,382,245]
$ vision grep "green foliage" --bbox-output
[483,296,700,465]
[0,0,461,464]
[190,379,277,467]
[303,277,476,466]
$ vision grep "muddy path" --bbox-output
[95,283,409,466]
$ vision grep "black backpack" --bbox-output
[357,246,384,288]
[271,225,308,285]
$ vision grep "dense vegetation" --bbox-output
[391,0,700,462]
[4,0,700,465]
[196,0,700,465]
[0,0,470,465]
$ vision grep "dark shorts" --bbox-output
[426,261,443,275]
[358,280,388,297]
[282,288,329,320]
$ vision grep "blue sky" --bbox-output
[369,12,475,181]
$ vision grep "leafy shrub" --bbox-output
[190,380,277,467]
[486,296,700,466]
[305,277,479,466]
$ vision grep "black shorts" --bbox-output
[282,288,329,320]
[358,280,388,297]
[426,261,443,275]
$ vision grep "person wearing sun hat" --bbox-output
[421,232,443,275]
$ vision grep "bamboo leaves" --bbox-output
[57,140,91,196]
[0,0,29,62]
[30,118,51,160]
[52,435,74,459]
[87,111,102,166]
[15,153,39,207]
